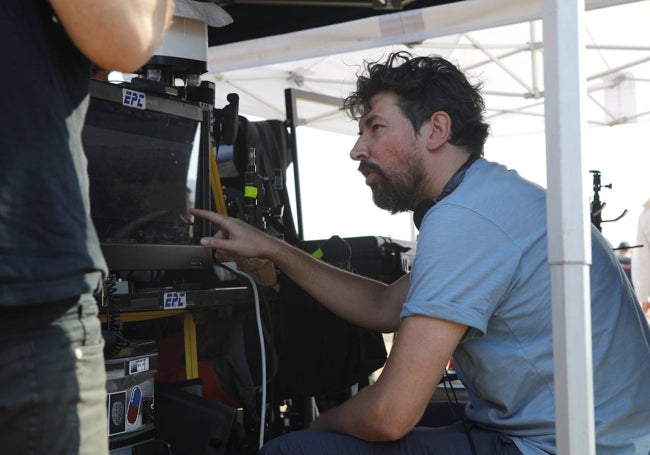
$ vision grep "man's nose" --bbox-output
[349,137,368,161]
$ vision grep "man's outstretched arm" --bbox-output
[311,315,466,440]
[191,208,409,333]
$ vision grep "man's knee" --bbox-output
[259,430,311,455]
[260,429,352,455]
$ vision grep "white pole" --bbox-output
[541,0,596,453]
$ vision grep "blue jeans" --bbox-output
[0,295,108,455]
[260,422,522,455]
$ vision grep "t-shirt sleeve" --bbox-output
[401,204,522,336]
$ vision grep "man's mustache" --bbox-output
[358,161,386,179]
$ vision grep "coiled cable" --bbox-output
[103,273,129,358]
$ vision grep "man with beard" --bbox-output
[0,1,174,453]
[190,52,650,454]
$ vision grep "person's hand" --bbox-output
[190,208,275,260]
[190,208,280,288]
[236,256,278,289]
[642,298,650,323]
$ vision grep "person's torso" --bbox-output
[406,159,650,454]
[0,0,107,306]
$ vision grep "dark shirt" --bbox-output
[0,0,107,306]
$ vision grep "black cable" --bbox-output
[442,368,477,455]
[214,260,268,449]
[103,273,129,358]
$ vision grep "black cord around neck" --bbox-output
[413,154,480,230]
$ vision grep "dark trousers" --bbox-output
[259,421,522,455]
[0,295,108,455]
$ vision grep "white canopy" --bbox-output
[207,0,637,72]
[205,0,649,137]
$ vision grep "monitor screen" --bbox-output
[83,96,200,246]
[82,81,215,273]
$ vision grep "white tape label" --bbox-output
[122,88,146,110]
[163,291,187,309]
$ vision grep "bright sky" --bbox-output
[224,0,650,250]
[289,121,650,250]
[487,123,650,250]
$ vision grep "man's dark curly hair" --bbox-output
[343,51,490,156]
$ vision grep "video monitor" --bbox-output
[83,80,212,271]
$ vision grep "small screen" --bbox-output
[83,97,200,245]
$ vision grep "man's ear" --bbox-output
[425,111,452,150]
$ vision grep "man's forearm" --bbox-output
[266,237,400,332]
[49,0,175,72]
[191,208,406,331]
[309,383,399,442]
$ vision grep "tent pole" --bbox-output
[542,0,596,453]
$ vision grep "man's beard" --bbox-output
[360,158,426,214]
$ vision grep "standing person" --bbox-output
[615,241,633,283]
[0,1,174,454]
[632,198,650,317]
[191,52,650,454]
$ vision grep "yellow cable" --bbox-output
[183,312,199,380]
[209,141,228,216]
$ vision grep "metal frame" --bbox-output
[284,87,344,240]
[224,0,416,9]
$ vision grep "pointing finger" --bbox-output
[190,208,226,224]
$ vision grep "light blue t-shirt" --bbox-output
[401,159,650,454]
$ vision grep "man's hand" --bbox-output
[190,208,277,260]
[236,257,278,289]
[191,209,280,288]
[642,298,650,323]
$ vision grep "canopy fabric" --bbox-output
[207,0,634,72]
[205,0,649,138]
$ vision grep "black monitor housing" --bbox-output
[83,79,213,273]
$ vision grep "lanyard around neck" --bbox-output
[413,154,480,230]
